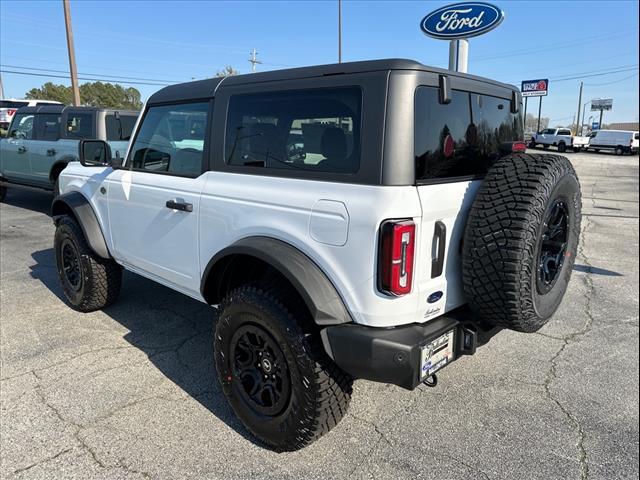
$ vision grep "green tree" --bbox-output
[25,82,143,110]
[215,66,239,77]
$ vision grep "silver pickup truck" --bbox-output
[528,127,574,152]
[0,105,138,200]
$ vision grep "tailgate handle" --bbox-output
[47,148,56,156]
[431,220,447,278]
[17,146,27,153]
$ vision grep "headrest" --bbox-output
[320,126,347,161]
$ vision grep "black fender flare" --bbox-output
[201,237,353,326]
[49,156,77,183]
[51,191,110,259]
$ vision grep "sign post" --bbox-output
[521,79,549,132]
[420,2,505,73]
[591,98,613,130]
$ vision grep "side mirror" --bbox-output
[79,140,112,167]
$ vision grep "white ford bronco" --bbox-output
[52,59,582,451]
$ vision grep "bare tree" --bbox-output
[215,66,240,77]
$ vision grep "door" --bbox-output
[106,101,211,295]
[414,87,523,320]
[28,112,63,187]
[0,112,35,184]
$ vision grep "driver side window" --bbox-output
[8,113,35,139]
[127,102,209,177]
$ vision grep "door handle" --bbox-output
[431,220,447,278]
[47,148,56,156]
[17,146,27,153]
[165,200,193,212]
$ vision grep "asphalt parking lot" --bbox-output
[1,150,638,480]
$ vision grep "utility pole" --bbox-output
[0,73,5,98]
[248,48,262,73]
[63,0,81,106]
[338,0,342,63]
[537,96,543,132]
[575,81,583,135]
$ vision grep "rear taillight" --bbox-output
[511,141,527,152]
[379,220,415,296]
[7,109,16,116]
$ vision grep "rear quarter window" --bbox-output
[415,86,523,181]
[225,87,361,174]
[105,114,138,141]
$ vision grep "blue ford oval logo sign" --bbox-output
[420,2,505,40]
[427,291,444,304]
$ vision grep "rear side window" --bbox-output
[35,113,61,141]
[558,129,572,136]
[415,87,523,181]
[65,112,94,139]
[0,100,29,109]
[8,113,34,139]
[105,114,137,141]
[127,102,208,177]
[225,87,361,174]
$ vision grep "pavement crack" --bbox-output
[541,215,594,480]
[12,447,73,474]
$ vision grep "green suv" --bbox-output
[0,105,138,200]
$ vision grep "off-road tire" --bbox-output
[54,216,122,312]
[462,153,581,332]
[214,285,353,451]
[53,177,60,197]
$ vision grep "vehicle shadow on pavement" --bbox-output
[573,264,623,276]
[29,248,263,448]
[1,188,53,216]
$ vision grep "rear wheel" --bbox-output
[615,145,624,156]
[558,142,567,153]
[54,216,122,312]
[214,285,352,451]
[462,153,581,332]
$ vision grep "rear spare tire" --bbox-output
[462,153,581,332]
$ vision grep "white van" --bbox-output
[587,129,639,155]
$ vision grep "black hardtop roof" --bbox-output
[16,105,139,115]
[148,58,518,104]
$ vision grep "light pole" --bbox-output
[338,0,342,63]
[580,100,591,136]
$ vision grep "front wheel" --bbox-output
[54,216,122,312]
[214,286,352,451]
[615,146,624,156]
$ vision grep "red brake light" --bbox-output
[379,220,415,296]
[511,141,527,152]
[7,109,17,116]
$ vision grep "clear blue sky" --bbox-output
[1,0,638,126]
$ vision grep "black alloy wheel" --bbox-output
[537,200,569,294]
[61,238,83,292]
[230,324,291,416]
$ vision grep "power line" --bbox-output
[584,72,639,86]
[505,65,638,84]
[0,69,171,87]
[1,64,186,84]
[474,30,636,62]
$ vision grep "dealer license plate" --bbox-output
[420,330,455,378]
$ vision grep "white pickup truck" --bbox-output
[529,128,574,152]
[571,134,591,152]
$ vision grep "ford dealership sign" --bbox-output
[420,2,505,39]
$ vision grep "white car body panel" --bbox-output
[59,163,475,328]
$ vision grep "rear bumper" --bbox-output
[321,309,501,390]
